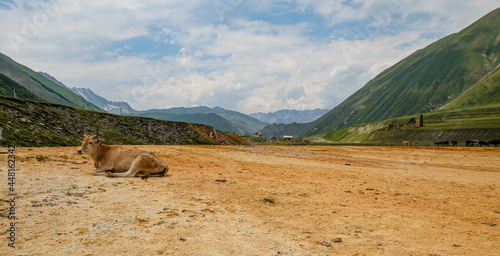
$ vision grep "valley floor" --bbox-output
[1,145,499,255]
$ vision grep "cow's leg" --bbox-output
[92,170,107,175]
[110,154,166,177]
[108,155,151,177]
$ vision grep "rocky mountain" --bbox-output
[0,52,100,111]
[250,109,329,124]
[302,7,500,136]
[71,87,137,115]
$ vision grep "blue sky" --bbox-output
[0,0,498,113]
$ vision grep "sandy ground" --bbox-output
[0,145,499,256]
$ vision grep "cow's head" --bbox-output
[77,135,103,155]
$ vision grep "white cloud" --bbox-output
[0,0,498,113]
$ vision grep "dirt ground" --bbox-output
[0,145,499,255]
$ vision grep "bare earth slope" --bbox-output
[1,145,499,255]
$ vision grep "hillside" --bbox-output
[0,73,46,102]
[0,96,245,147]
[303,7,500,136]
[136,112,247,135]
[0,53,100,111]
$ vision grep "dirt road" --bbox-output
[1,145,499,255]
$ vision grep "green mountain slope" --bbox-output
[136,112,248,135]
[441,66,500,110]
[0,52,100,111]
[303,7,500,136]
[0,73,46,102]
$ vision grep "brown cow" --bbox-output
[402,141,410,146]
[77,135,168,177]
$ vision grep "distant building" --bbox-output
[254,132,263,138]
[283,135,294,139]
[416,114,424,127]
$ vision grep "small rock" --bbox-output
[494,210,500,215]
[179,237,187,242]
[74,193,84,197]
[215,179,227,183]
[484,222,497,227]
[333,238,342,243]
[320,241,331,247]
[453,244,460,247]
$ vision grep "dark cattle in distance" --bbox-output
[451,141,458,146]
[478,141,490,147]
[443,140,449,146]
[466,140,478,147]
[489,139,500,147]
[435,141,444,146]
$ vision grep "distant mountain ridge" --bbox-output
[259,122,312,138]
[138,106,267,135]
[71,87,136,115]
[38,71,68,88]
[250,109,329,124]
[70,86,267,135]
[302,7,500,136]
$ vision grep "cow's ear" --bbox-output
[97,138,104,145]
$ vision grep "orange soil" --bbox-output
[0,145,499,255]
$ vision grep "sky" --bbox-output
[0,0,498,114]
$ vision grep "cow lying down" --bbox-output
[77,135,168,177]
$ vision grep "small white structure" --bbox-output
[283,135,294,139]
[254,132,263,138]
